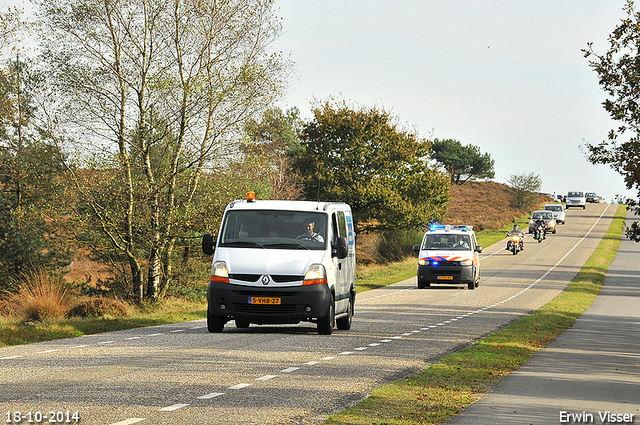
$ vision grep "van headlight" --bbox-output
[211,261,229,283]
[460,259,472,266]
[303,264,327,286]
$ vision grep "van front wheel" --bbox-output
[317,296,335,335]
[207,310,224,333]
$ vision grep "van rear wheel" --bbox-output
[317,295,335,335]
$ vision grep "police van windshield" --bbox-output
[421,234,471,251]
[219,210,327,250]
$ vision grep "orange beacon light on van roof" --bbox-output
[247,191,256,202]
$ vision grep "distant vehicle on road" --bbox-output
[565,191,586,209]
[544,203,566,225]
[585,192,599,203]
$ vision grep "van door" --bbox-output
[332,210,349,313]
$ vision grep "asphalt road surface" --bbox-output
[0,203,615,425]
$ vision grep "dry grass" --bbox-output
[67,296,129,318]
[10,268,74,321]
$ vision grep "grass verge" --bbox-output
[324,204,626,425]
[0,299,207,347]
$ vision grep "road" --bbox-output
[0,203,615,425]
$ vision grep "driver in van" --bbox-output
[454,235,470,249]
[296,219,324,242]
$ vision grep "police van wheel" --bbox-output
[318,296,335,335]
[207,311,224,333]
[417,281,430,289]
[336,296,353,331]
[468,281,475,290]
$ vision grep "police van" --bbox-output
[412,224,482,290]
[201,192,356,335]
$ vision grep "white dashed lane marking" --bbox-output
[197,392,225,399]
[256,375,277,381]
[228,383,252,390]
[158,404,189,412]
[109,418,145,425]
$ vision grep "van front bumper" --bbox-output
[417,264,475,285]
[207,281,332,325]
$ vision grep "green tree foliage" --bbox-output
[292,101,450,233]
[236,107,303,200]
[0,57,68,283]
[507,171,541,210]
[37,0,289,301]
[583,0,640,241]
[430,138,495,185]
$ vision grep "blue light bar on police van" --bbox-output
[428,224,473,232]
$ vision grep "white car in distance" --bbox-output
[544,203,566,224]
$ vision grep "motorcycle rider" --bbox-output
[533,215,547,240]
[507,224,525,251]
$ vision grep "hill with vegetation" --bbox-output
[356,181,550,264]
[444,181,549,230]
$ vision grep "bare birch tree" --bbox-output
[36,0,289,301]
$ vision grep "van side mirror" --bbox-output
[413,244,420,253]
[332,236,348,259]
[202,233,217,256]
[475,245,483,253]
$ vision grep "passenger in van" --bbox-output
[238,230,249,238]
[296,219,324,242]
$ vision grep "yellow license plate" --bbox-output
[249,297,281,305]
[437,276,454,280]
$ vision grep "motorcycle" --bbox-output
[533,223,545,243]
[505,232,523,255]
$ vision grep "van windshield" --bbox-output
[421,234,471,251]
[219,210,328,250]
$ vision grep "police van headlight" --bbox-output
[460,259,472,266]
[211,261,229,284]
[418,258,429,266]
[303,264,327,286]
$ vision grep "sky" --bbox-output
[268,0,635,203]
[0,0,635,203]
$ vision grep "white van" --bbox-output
[565,191,586,209]
[201,193,356,335]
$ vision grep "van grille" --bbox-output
[229,274,261,282]
[229,274,304,283]
[271,275,304,283]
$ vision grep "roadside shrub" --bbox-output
[375,229,423,263]
[67,296,129,318]
[11,268,74,321]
